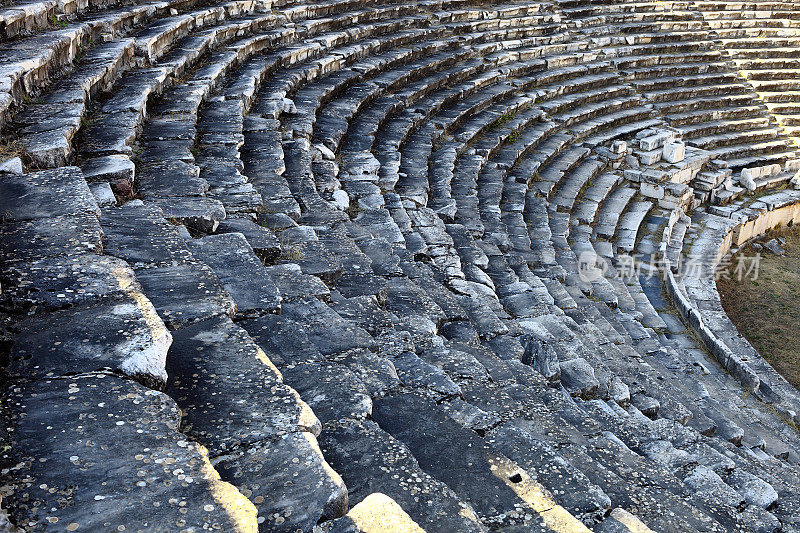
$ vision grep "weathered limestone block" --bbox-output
[281,362,373,423]
[726,470,778,509]
[80,154,136,183]
[391,351,462,398]
[134,261,235,328]
[150,196,226,233]
[662,140,685,164]
[608,377,630,407]
[0,254,139,312]
[0,167,99,221]
[320,419,485,533]
[215,218,281,263]
[214,432,347,532]
[0,213,103,264]
[373,393,590,531]
[166,316,321,448]
[639,130,675,151]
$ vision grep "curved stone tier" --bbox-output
[3,0,800,531]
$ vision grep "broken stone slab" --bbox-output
[639,130,675,151]
[636,148,662,166]
[522,338,561,385]
[684,466,744,510]
[420,346,491,384]
[186,232,281,317]
[0,166,99,222]
[0,213,103,265]
[150,196,226,234]
[611,140,627,154]
[1,372,258,531]
[80,154,136,183]
[214,431,347,532]
[20,127,71,168]
[558,358,599,400]
[319,419,486,533]
[631,393,660,418]
[385,277,447,326]
[166,316,320,451]
[324,493,425,533]
[0,254,139,312]
[134,261,235,329]
[662,140,685,164]
[8,293,171,387]
[335,272,389,301]
[215,217,281,263]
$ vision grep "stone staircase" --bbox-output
[4,0,800,531]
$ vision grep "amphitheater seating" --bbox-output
[5,0,800,531]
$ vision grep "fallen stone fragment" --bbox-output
[763,238,784,256]
[559,358,599,399]
[522,338,561,384]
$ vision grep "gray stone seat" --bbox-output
[1,372,260,531]
[15,38,134,168]
[12,1,275,165]
[319,418,487,533]
[164,315,348,531]
[7,0,800,530]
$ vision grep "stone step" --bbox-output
[165,315,348,531]
[319,418,487,533]
[1,371,259,531]
[185,232,281,317]
[372,392,591,532]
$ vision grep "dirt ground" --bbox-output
[717,227,800,389]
